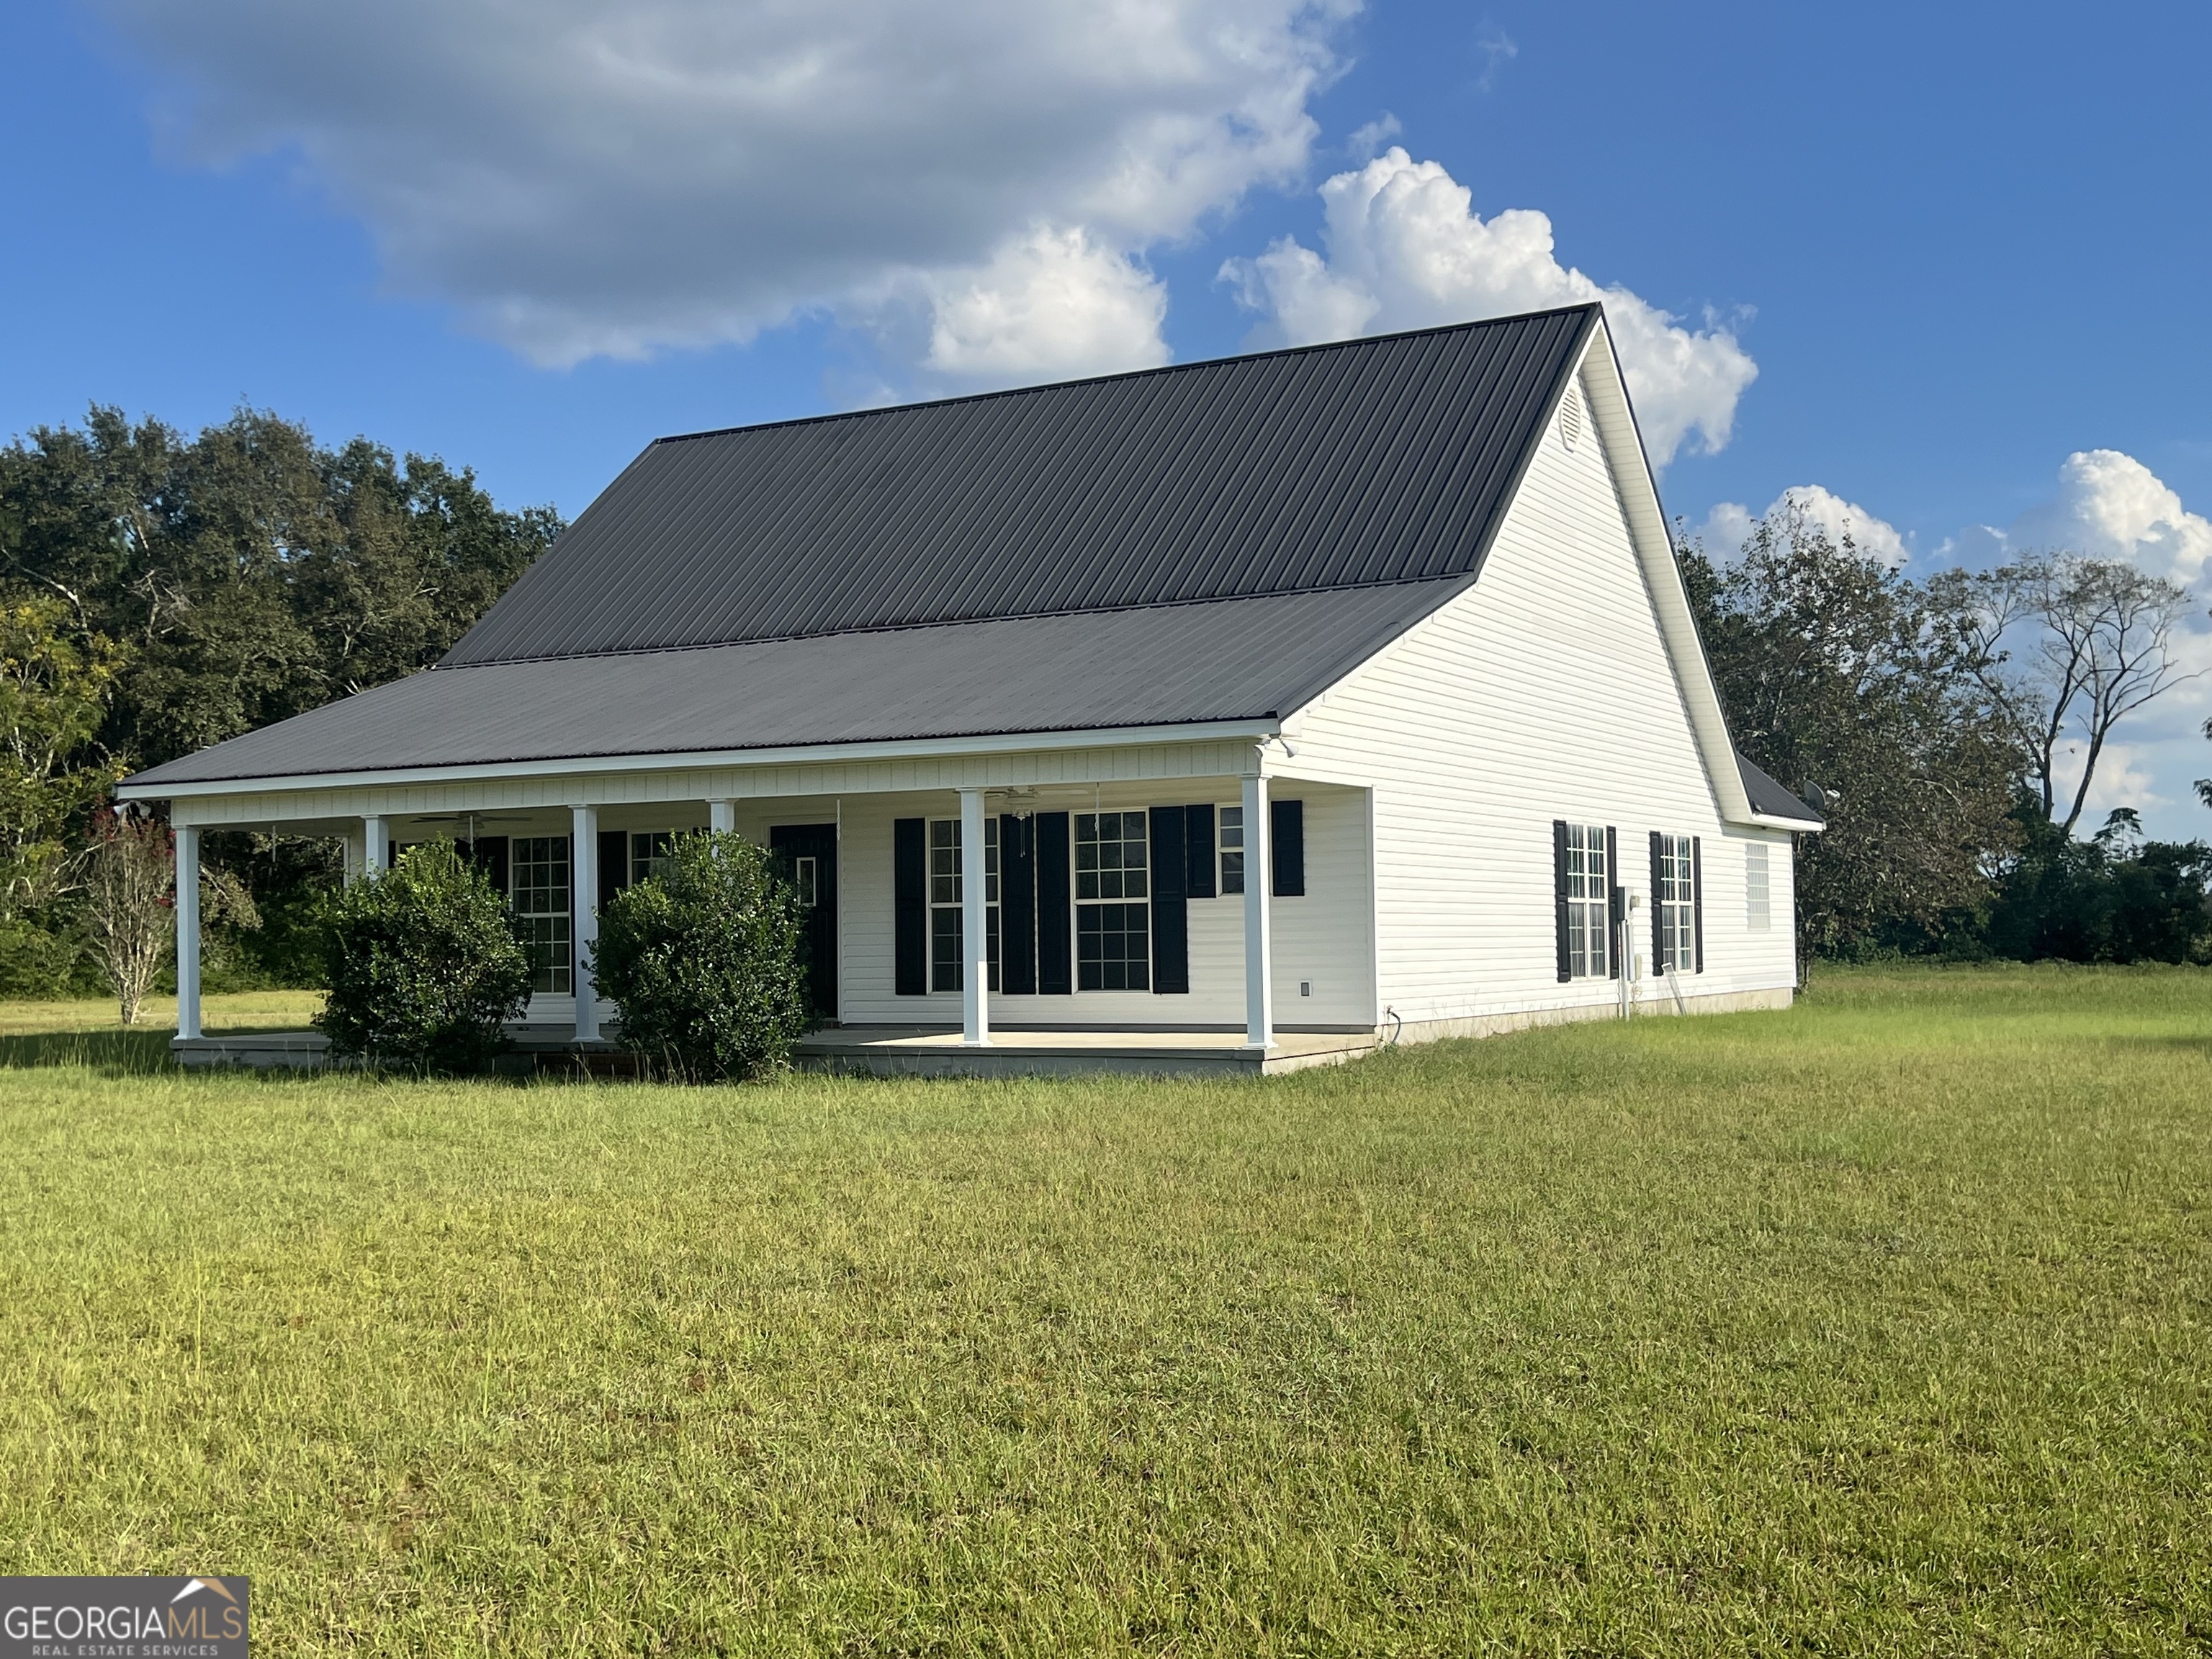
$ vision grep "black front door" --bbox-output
[769,823,838,1020]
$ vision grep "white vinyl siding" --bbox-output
[1277,333,1798,1022]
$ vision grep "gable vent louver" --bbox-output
[1558,385,1583,451]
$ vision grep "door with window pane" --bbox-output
[769,822,838,1018]
[1075,811,1149,990]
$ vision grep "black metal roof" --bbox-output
[444,305,1601,666]
[1737,751,1827,826]
[126,583,1469,785]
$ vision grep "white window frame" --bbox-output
[1655,832,1696,971]
[927,817,998,993]
[1218,804,1246,895]
[512,835,572,994]
[628,830,672,888]
[1745,842,1771,932]
[1563,823,1609,979]
[1075,810,1150,992]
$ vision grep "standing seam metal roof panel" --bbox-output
[441,305,1600,667]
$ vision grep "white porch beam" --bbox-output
[960,786,989,1046]
[572,805,601,1042]
[362,815,388,876]
[708,799,736,836]
[1242,773,1273,1051]
[174,823,202,1041]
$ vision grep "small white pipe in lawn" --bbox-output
[175,822,202,1040]
[961,786,989,1046]
[1243,770,1273,1051]
[572,804,600,1043]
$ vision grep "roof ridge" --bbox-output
[432,571,1481,675]
[651,303,1604,446]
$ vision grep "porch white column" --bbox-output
[709,799,736,837]
[1242,773,1273,1051]
[960,786,989,1046]
[572,805,601,1042]
[363,815,388,876]
[174,822,202,1041]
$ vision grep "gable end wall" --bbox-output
[1280,360,1799,1023]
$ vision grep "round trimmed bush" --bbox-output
[590,830,811,1081]
[316,841,533,1073]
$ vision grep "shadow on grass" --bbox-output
[0,1027,176,1075]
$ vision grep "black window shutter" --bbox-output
[1606,826,1623,980]
[1552,820,1571,982]
[1271,798,1305,897]
[1149,806,1190,994]
[598,829,628,911]
[1000,814,1038,996]
[894,817,927,996]
[470,836,509,898]
[1184,804,1216,899]
[1035,811,1072,994]
[1692,835,1705,974]
[1649,830,1667,971]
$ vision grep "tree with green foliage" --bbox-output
[0,594,128,992]
[590,832,812,1082]
[1679,500,2022,958]
[316,842,533,1073]
[1983,807,2212,964]
[0,404,560,993]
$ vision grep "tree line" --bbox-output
[1,406,560,996]
[4,406,2209,1002]
[1682,500,2211,965]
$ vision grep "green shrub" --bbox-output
[315,842,532,1073]
[590,831,811,1081]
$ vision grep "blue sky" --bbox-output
[6,1,2211,833]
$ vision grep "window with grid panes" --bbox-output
[628,830,672,887]
[1563,824,1609,979]
[1075,811,1148,990]
[1745,842,1771,931]
[1655,833,1696,971]
[511,836,572,994]
[1219,805,1245,894]
[927,818,999,992]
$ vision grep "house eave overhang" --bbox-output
[114,716,1287,803]
[1748,811,1825,833]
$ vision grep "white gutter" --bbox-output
[115,716,1285,801]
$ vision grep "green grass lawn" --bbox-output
[1,966,2206,1655]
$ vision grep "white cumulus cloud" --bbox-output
[1691,486,1910,567]
[99,0,1354,382]
[1220,147,1757,468]
[2000,449,2212,585]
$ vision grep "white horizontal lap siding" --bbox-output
[1286,359,1799,1022]
[1266,783,1375,1028]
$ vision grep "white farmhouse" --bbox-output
[120,303,1822,1074]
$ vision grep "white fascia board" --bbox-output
[1575,319,1762,828]
[114,716,1285,803]
[1750,811,1825,832]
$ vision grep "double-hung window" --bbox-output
[512,835,572,994]
[1075,811,1148,990]
[1655,833,1696,971]
[1218,805,1246,894]
[1745,842,1771,932]
[1563,824,1610,979]
[628,830,673,888]
[927,818,999,992]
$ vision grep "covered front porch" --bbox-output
[143,726,1381,1076]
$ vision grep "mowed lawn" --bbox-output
[1,969,2207,1655]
